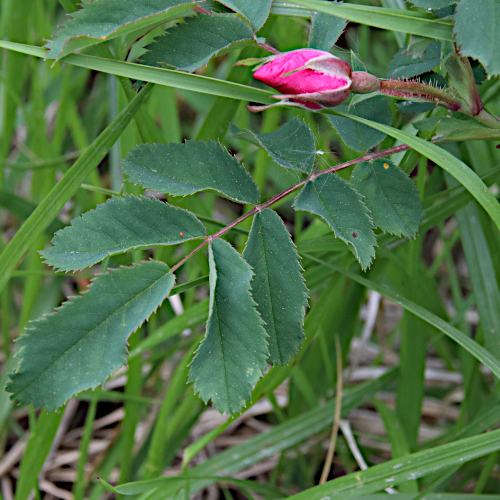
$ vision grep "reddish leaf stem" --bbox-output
[169,143,411,274]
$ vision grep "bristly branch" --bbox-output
[379,78,463,112]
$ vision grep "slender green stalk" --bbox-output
[74,393,99,500]
[0,83,152,294]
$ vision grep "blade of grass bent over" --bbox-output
[0,41,274,104]
[303,254,500,379]
[288,0,453,41]
[324,110,500,234]
[287,427,500,499]
[129,369,399,498]
[0,83,152,294]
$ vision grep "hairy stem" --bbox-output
[379,79,500,129]
[379,78,463,112]
[169,143,411,274]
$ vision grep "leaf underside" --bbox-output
[327,96,392,152]
[122,140,260,205]
[45,0,200,61]
[7,261,175,411]
[293,175,377,270]
[308,7,347,52]
[141,13,255,73]
[40,196,206,272]
[188,238,268,415]
[215,0,273,31]
[406,35,433,60]
[350,159,423,237]
[386,40,442,79]
[453,0,500,77]
[231,118,317,173]
[243,209,308,365]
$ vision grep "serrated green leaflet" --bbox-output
[327,96,392,152]
[406,35,433,59]
[40,196,206,272]
[188,239,268,415]
[324,110,500,234]
[350,159,423,237]
[215,0,272,30]
[308,7,347,51]
[288,0,454,40]
[387,40,441,78]
[454,0,500,77]
[231,118,317,173]
[141,13,255,72]
[350,51,365,72]
[7,261,175,411]
[46,0,201,61]
[293,175,376,270]
[122,141,259,204]
[243,209,308,365]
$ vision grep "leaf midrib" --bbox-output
[17,266,173,397]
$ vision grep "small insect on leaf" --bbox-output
[383,163,390,169]
[180,232,184,237]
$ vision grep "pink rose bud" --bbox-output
[253,49,353,109]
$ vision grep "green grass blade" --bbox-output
[140,369,398,498]
[303,254,500,378]
[324,110,500,233]
[288,0,454,40]
[375,398,417,493]
[0,188,65,235]
[15,409,64,500]
[455,201,500,358]
[142,345,197,479]
[288,428,500,499]
[0,41,273,103]
[0,83,152,294]
[334,496,500,499]
[110,475,286,497]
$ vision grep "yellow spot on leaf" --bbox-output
[383,163,390,169]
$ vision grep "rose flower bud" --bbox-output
[251,49,380,110]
